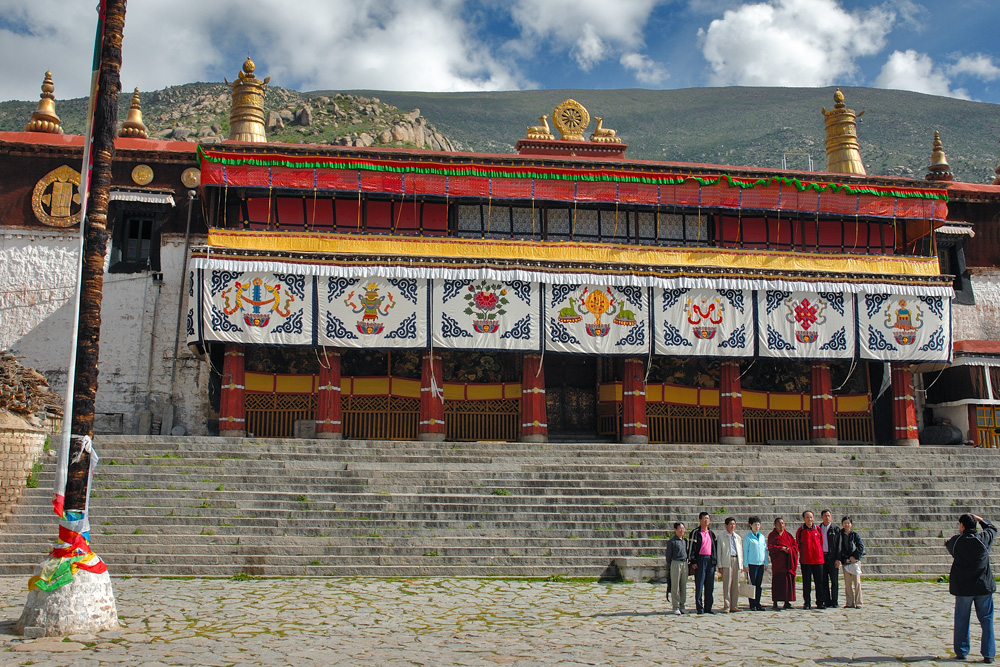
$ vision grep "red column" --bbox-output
[810,362,838,445]
[419,351,446,441]
[521,354,548,443]
[315,350,342,440]
[219,345,246,436]
[719,360,745,445]
[622,357,648,444]
[891,363,920,446]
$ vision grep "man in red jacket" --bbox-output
[796,510,825,610]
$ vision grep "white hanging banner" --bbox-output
[544,284,649,355]
[318,276,428,348]
[432,279,540,351]
[200,269,314,346]
[859,294,951,362]
[757,290,856,360]
[654,288,752,357]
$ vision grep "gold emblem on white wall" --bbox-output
[32,165,82,227]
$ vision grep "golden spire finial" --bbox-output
[119,88,149,139]
[925,130,953,182]
[821,88,865,175]
[228,57,269,143]
[25,71,63,134]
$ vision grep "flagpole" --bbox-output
[52,0,105,520]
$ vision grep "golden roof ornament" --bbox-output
[119,88,149,139]
[525,114,554,140]
[25,71,63,134]
[821,88,866,175]
[227,57,269,143]
[925,130,953,182]
[590,117,620,143]
[552,99,590,141]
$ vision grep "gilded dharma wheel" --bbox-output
[552,99,590,141]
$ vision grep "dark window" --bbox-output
[938,236,974,305]
[109,206,164,273]
[925,365,989,404]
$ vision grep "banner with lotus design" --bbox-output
[432,279,540,351]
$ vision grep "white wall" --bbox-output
[0,228,214,435]
[0,229,79,396]
[953,269,1000,342]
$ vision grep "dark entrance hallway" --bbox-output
[544,354,598,441]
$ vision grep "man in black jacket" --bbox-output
[946,513,997,663]
[687,512,719,614]
[819,509,842,608]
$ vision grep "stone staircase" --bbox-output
[0,436,996,579]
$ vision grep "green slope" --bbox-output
[338,86,1000,183]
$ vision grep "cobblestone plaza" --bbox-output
[0,577,974,666]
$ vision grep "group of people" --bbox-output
[663,509,998,664]
[664,509,865,615]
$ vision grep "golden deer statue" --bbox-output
[590,117,620,143]
[526,114,554,140]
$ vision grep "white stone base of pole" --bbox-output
[15,569,119,637]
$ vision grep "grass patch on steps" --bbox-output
[25,461,43,488]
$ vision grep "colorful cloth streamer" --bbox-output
[28,516,108,592]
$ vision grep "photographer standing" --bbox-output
[946,513,997,663]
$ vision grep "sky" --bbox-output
[1,0,999,105]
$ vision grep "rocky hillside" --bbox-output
[2,82,1000,181]
[0,82,455,151]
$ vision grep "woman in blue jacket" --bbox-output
[743,516,769,611]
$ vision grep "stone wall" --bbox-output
[953,269,1000,342]
[0,413,46,524]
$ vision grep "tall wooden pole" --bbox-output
[63,0,126,512]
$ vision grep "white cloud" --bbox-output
[508,0,664,72]
[0,0,527,100]
[620,53,669,85]
[700,0,893,87]
[0,2,101,100]
[874,49,969,99]
[948,54,1000,81]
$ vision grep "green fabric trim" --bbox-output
[197,146,949,202]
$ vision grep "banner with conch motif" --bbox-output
[654,288,752,357]
[317,276,428,348]
[544,284,649,355]
[757,290,856,360]
[200,269,314,346]
[432,279,540,351]
[858,293,951,362]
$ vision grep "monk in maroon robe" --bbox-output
[768,517,799,609]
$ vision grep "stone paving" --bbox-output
[0,576,984,666]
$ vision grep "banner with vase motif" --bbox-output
[431,279,540,351]
[200,269,314,346]
[858,293,951,362]
[317,276,428,348]
[544,284,649,355]
[757,290,855,360]
[654,288,752,357]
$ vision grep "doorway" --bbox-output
[544,354,598,440]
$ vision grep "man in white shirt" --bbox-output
[717,516,745,612]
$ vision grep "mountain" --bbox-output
[2,84,999,183]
